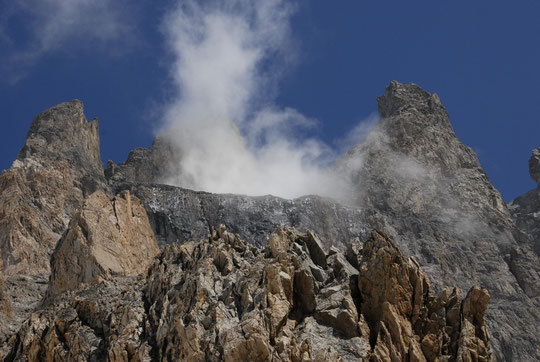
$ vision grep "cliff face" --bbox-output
[0,82,538,361]
[0,100,108,343]
[335,82,539,360]
[103,82,539,360]
[48,190,160,297]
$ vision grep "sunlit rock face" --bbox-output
[6,227,494,361]
[48,189,160,297]
[0,100,108,344]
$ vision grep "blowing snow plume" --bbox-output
[158,0,365,200]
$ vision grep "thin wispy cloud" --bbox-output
[0,0,136,82]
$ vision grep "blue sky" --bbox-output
[0,1,539,201]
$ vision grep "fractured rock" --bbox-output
[0,100,108,343]
[530,148,540,186]
[48,190,160,296]
[336,81,539,360]
[358,231,494,362]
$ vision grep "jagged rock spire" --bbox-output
[530,148,540,186]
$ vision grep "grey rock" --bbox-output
[530,148,540,186]
[335,81,539,361]
[105,137,180,185]
[508,147,540,257]
[114,182,368,250]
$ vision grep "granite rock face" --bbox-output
[114,183,367,250]
[48,190,160,297]
[1,83,539,361]
[334,81,539,360]
[6,227,494,361]
[0,100,108,343]
[104,82,539,360]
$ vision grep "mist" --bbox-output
[158,0,372,200]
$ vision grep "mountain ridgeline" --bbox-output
[0,82,538,361]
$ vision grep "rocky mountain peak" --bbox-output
[369,81,480,174]
[530,147,540,186]
[14,100,103,181]
[377,80,447,120]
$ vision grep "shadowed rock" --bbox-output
[530,148,540,186]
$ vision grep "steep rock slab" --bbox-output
[336,81,539,361]
[0,100,107,342]
[48,190,160,296]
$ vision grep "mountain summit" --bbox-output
[0,82,538,361]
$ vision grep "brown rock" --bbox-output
[48,190,159,296]
[0,100,107,343]
[357,231,494,362]
[6,227,494,362]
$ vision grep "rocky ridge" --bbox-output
[334,82,539,360]
[0,82,538,361]
[6,226,494,361]
[105,82,540,360]
[0,100,108,343]
[105,138,179,186]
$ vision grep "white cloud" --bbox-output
[159,0,356,199]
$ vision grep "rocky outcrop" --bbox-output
[0,100,107,275]
[0,100,108,342]
[48,190,160,296]
[359,231,492,362]
[5,277,151,362]
[7,227,493,361]
[105,137,179,186]
[528,147,540,188]
[509,148,540,256]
